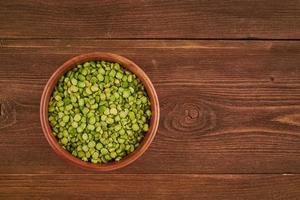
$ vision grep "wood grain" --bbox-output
[2,1,299,198]
[0,40,300,174]
[1,174,300,200]
[0,0,300,39]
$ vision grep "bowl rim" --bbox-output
[40,52,160,171]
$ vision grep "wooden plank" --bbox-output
[0,40,300,174]
[0,174,299,200]
[0,0,300,39]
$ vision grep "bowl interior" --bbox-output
[40,52,159,171]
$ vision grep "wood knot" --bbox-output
[274,113,300,127]
[160,95,216,138]
[0,98,17,129]
[185,104,199,120]
[0,40,6,48]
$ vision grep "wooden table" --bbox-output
[1,1,300,199]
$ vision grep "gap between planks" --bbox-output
[1,39,295,50]
[0,173,298,176]
[1,37,300,41]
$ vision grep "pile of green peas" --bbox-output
[48,60,151,164]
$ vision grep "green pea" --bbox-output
[78,81,86,88]
[115,115,120,122]
[106,117,114,124]
[119,129,125,135]
[78,151,85,158]
[143,124,149,132]
[118,138,125,144]
[114,63,120,70]
[77,145,82,151]
[123,90,130,98]
[78,74,85,81]
[101,115,107,121]
[87,124,95,131]
[128,111,135,120]
[92,151,99,159]
[97,74,104,81]
[62,115,69,123]
[57,101,64,107]
[82,107,89,114]
[96,143,103,150]
[77,126,84,133]
[101,148,108,155]
[91,85,99,92]
[88,141,96,148]
[116,72,123,79]
[129,87,134,93]
[91,159,98,164]
[78,99,84,106]
[82,145,89,152]
[129,145,135,152]
[125,144,131,151]
[86,88,92,95]
[63,130,69,137]
[82,133,88,141]
[54,95,62,101]
[72,121,78,128]
[114,124,121,131]
[104,108,110,115]
[89,117,96,125]
[71,78,78,85]
[82,157,88,161]
[100,93,106,101]
[132,123,139,131]
[91,77,98,84]
[146,110,151,117]
[122,81,128,88]
[83,62,90,68]
[110,107,118,115]
[110,151,117,158]
[109,70,116,77]
[70,85,78,92]
[70,95,77,103]
[91,104,98,109]
[61,137,68,145]
[81,116,87,123]
[105,154,112,161]
[59,121,66,127]
[85,151,91,158]
[65,104,73,111]
[74,114,81,122]
[115,157,122,161]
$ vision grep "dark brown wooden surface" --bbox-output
[0,0,300,39]
[1,174,300,200]
[1,1,300,199]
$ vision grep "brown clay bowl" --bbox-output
[40,52,159,171]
